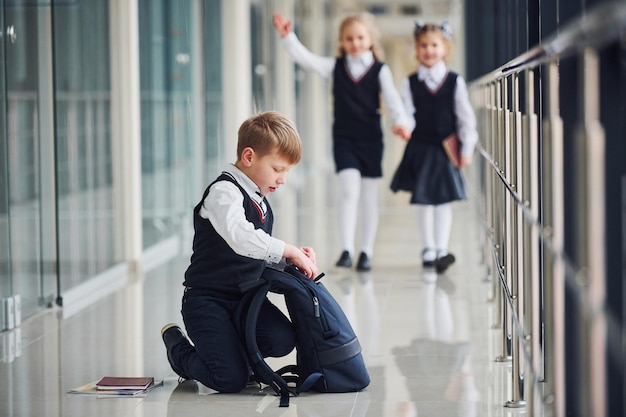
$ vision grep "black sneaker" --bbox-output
[356,252,372,271]
[435,253,456,273]
[335,250,352,267]
[161,323,190,380]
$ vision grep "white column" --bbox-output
[299,1,330,174]
[191,0,206,195]
[37,7,57,297]
[273,0,297,119]
[296,1,333,255]
[221,0,252,165]
[109,0,143,272]
[265,0,298,245]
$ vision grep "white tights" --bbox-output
[416,203,452,259]
[337,168,378,257]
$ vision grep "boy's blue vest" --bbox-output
[183,173,273,298]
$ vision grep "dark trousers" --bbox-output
[174,289,295,393]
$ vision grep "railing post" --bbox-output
[490,82,503,328]
[495,79,512,363]
[575,48,607,417]
[505,72,526,409]
[542,60,565,417]
[523,68,541,417]
[483,85,495,291]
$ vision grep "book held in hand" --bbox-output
[96,376,154,391]
[442,133,462,168]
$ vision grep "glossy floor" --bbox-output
[0,180,530,417]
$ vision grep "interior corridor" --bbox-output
[0,167,533,417]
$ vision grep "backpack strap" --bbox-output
[295,372,324,394]
[243,279,295,407]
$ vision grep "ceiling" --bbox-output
[331,0,462,37]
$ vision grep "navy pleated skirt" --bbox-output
[390,139,466,205]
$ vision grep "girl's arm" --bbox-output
[454,76,478,160]
[399,77,416,133]
[273,14,335,78]
[379,65,412,139]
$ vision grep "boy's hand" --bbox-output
[284,244,318,279]
[300,246,316,264]
[272,13,291,37]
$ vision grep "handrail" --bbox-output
[467,1,626,416]
[471,0,626,85]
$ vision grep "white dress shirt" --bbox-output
[400,61,478,157]
[199,164,285,264]
[280,32,411,128]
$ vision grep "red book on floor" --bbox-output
[442,133,462,168]
[96,376,154,391]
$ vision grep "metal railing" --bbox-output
[468,2,626,416]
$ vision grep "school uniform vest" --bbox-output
[183,173,274,298]
[409,71,458,144]
[332,56,383,141]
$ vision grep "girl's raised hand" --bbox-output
[272,13,291,37]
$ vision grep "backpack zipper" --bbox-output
[299,280,331,334]
[313,296,320,317]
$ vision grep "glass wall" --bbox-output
[139,0,203,248]
[0,4,10,314]
[53,0,116,291]
[138,0,224,249]
[1,1,57,321]
[202,0,222,180]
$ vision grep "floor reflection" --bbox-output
[393,269,479,417]
[0,199,499,417]
[334,270,380,363]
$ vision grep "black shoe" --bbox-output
[335,250,352,268]
[435,253,456,273]
[161,323,190,380]
[422,248,436,267]
[356,252,372,271]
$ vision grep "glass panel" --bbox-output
[0,3,10,303]
[250,3,269,113]
[53,0,116,290]
[139,0,204,248]
[3,2,55,318]
[203,0,222,180]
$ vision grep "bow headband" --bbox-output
[413,20,453,39]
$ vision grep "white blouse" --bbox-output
[199,164,285,265]
[280,32,411,128]
[400,61,478,157]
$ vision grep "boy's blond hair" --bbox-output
[237,111,302,165]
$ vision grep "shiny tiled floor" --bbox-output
[0,173,529,417]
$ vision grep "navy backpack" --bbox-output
[240,265,370,407]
